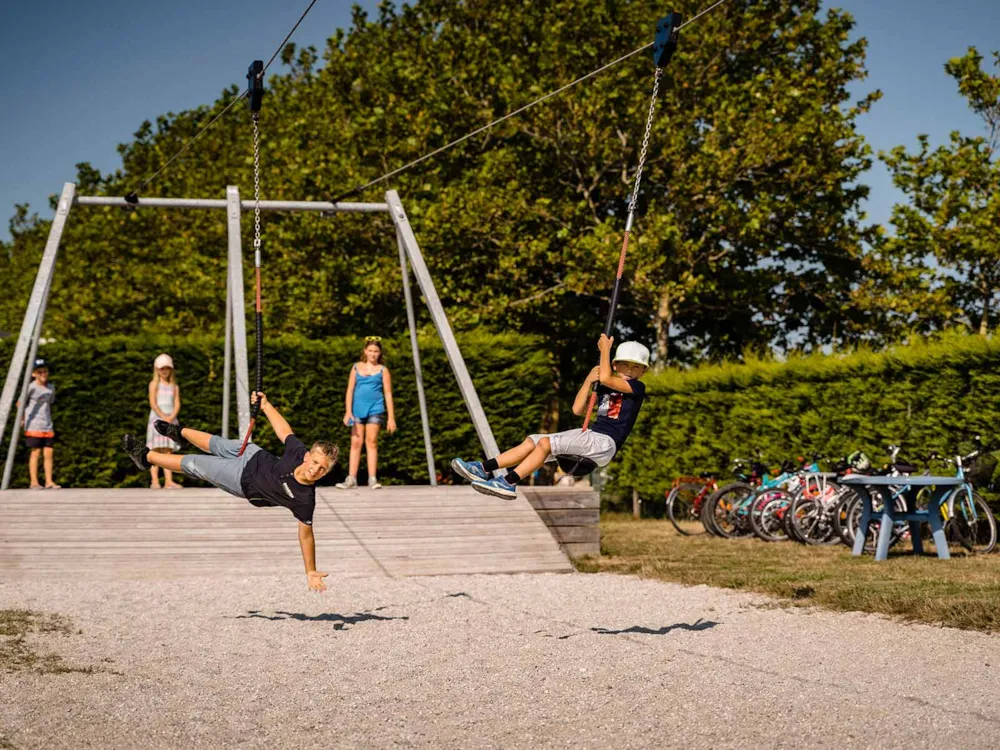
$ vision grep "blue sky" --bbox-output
[1,0,998,242]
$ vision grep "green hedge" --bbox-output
[614,333,1000,511]
[0,332,551,488]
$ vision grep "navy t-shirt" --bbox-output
[239,435,316,525]
[590,379,646,451]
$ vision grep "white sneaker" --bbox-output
[368,476,383,490]
[335,476,358,489]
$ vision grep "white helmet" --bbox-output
[613,341,650,367]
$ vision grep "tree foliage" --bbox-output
[1,0,878,415]
[875,48,1000,337]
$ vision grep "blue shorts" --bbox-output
[352,413,386,426]
[180,436,261,497]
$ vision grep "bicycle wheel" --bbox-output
[703,482,754,538]
[787,492,835,545]
[833,489,860,547]
[750,488,791,542]
[949,490,997,554]
[667,482,710,536]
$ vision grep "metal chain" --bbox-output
[252,113,262,251]
[628,66,664,215]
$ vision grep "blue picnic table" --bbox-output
[838,474,964,561]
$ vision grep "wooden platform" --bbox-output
[522,487,601,559]
[0,486,574,579]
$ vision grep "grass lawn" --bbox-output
[577,513,1000,632]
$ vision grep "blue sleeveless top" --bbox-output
[352,364,386,418]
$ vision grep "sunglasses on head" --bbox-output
[365,336,382,343]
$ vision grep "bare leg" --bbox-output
[348,423,364,478]
[494,438,538,469]
[43,447,55,486]
[29,448,41,488]
[146,451,185,473]
[511,437,552,481]
[180,427,213,453]
[365,423,380,478]
[163,450,181,488]
[150,464,161,488]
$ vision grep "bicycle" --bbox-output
[665,472,719,536]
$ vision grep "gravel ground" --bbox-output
[2,572,1000,749]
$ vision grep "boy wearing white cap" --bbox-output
[451,333,649,499]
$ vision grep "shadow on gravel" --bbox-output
[590,618,719,636]
[236,609,409,631]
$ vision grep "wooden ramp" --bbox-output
[0,486,573,579]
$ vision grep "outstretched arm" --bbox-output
[253,392,294,444]
[298,522,328,592]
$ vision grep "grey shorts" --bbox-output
[180,436,261,497]
[527,429,617,468]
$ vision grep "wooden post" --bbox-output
[632,488,641,519]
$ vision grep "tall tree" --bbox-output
[1,0,877,391]
[880,48,1000,335]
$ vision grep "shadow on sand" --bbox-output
[590,618,719,636]
[236,609,409,631]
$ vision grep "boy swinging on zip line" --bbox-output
[121,392,338,592]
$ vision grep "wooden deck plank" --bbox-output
[0,486,574,578]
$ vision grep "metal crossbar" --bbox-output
[0,185,498,490]
[74,196,388,213]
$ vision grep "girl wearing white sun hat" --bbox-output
[146,353,183,489]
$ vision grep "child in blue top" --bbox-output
[336,337,397,489]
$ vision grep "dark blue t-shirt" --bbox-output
[591,379,646,452]
[239,434,316,525]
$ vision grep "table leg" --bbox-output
[903,487,923,556]
[852,487,872,557]
[874,489,895,562]
[928,489,951,560]
[908,520,924,555]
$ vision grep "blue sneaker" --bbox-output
[471,476,518,500]
[451,458,489,483]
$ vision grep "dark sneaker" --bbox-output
[154,420,185,445]
[451,458,489,483]
[471,476,518,500]
[122,434,151,470]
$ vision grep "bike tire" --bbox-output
[750,488,791,542]
[703,482,754,538]
[950,490,998,554]
[667,482,710,536]
[787,492,835,545]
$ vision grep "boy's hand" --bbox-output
[307,570,329,592]
[587,366,601,382]
[598,334,614,356]
[251,391,269,410]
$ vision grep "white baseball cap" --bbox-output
[613,341,650,367]
[154,353,174,369]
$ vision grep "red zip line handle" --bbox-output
[581,64,664,432]
[238,104,264,457]
[238,265,263,456]
[581,229,632,430]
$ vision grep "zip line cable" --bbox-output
[125,92,248,202]
[330,0,733,203]
[260,0,320,77]
[125,0,320,202]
